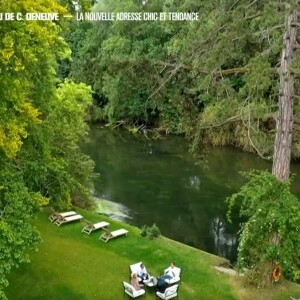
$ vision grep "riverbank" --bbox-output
[5,207,300,299]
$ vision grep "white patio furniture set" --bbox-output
[122,261,181,299]
[49,209,180,298]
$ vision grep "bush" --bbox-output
[140,223,161,240]
[148,223,161,240]
[227,170,300,286]
[140,225,148,237]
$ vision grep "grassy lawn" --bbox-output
[6,207,300,300]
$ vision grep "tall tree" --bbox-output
[0,1,95,298]
[227,3,300,287]
[272,9,298,180]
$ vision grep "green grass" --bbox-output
[5,207,300,300]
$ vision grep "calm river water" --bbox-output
[83,126,300,262]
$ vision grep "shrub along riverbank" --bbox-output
[6,207,300,300]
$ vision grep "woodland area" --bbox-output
[65,0,300,160]
[0,0,300,298]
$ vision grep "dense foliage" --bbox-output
[0,1,95,298]
[67,0,300,158]
[65,0,300,287]
[1,0,299,296]
[227,171,300,286]
[140,223,161,240]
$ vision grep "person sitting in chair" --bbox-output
[156,275,168,293]
[131,273,143,290]
[161,262,177,281]
[137,263,149,282]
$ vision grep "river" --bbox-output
[83,126,300,263]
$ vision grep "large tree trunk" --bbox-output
[272,10,298,181]
[268,9,298,286]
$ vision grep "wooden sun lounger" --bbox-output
[49,210,77,222]
[54,214,83,226]
[82,221,110,235]
[99,228,129,243]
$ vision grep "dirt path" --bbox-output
[214,266,238,276]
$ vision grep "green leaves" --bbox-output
[0,166,42,299]
[0,0,69,158]
[0,1,95,298]
[227,171,300,286]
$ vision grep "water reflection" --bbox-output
[189,176,200,190]
[94,197,133,222]
[211,217,237,259]
[83,126,300,262]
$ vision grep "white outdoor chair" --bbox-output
[122,281,145,298]
[99,228,128,242]
[49,208,76,222]
[81,221,110,235]
[156,284,179,300]
[129,262,150,283]
[54,214,83,226]
[163,266,181,284]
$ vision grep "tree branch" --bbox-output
[0,205,7,219]
[246,0,259,8]
[152,60,250,76]
[199,115,241,130]
[146,64,182,100]
[245,104,271,160]
[245,13,262,20]
[228,0,242,12]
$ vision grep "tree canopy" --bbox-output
[0,1,94,298]
[68,0,300,158]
